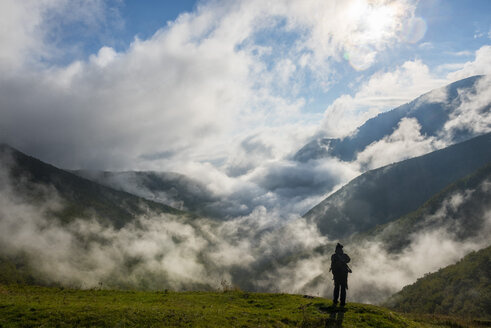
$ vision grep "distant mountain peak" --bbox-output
[294,75,488,163]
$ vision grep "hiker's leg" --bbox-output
[340,284,346,305]
[333,282,339,304]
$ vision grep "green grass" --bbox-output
[1,284,485,327]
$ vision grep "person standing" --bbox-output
[330,243,351,306]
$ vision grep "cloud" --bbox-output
[0,0,54,70]
[284,0,420,75]
[319,60,448,138]
[441,75,491,141]
[0,16,253,169]
[0,0,434,221]
[447,50,472,57]
[349,226,490,303]
[446,45,491,81]
[0,0,421,170]
[0,0,121,71]
[356,117,446,169]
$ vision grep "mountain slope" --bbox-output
[294,75,488,162]
[387,245,491,319]
[0,144,184,228]
[304,132,491,239]
[352,161,491,253]
[73,170,232,219]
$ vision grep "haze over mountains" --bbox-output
[0,76,490,307]
[73,170,225,218]
[70,75,491,223]
[0,144,183,227]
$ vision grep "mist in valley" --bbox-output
[1,149,490,305]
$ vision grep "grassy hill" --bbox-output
[387,245,491,320]
[0,144,185,228]
[2,285,489,327]
[304,132,491,239]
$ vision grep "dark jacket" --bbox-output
[331,251,351,286]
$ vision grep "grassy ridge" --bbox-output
[0,285,486,328]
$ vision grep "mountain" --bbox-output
[352,161,491,253]
[303,132,491,239]
[0,144,184,228]
[386,245,491,319]
[73,170,233,219]
[294,75,488,162]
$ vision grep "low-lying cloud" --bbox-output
[356,117,446,169]
[1,153,490,304]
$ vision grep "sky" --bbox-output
[0,0,490,216]
[1,0,491,300]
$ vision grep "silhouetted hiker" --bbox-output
[330,243,351,306]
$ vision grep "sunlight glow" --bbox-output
[344,0,404,70]
[364,5,395,41]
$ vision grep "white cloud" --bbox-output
[0,0,55,70]
[296,0,420,75]
[435,62,466,73]
[446,45,491,81]
[418,42,433,50]
[89,46,117,67]
[0,0,118,72]
[441,75,491,140]
[448,50,472,57]
[319,60,448,138]
[0,0,421,164]
[356,117,446,169]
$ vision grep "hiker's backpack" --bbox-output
[330,254,351,275]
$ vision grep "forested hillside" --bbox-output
[0,144,184,228]
[304,132,491,239]
[352,161,491,252]
[387,245,491,319]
